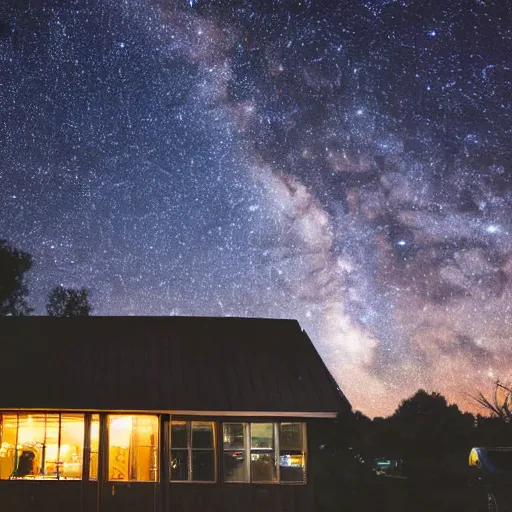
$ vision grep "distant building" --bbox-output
[0,316,350,512]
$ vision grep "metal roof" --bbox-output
[0,316,350,416]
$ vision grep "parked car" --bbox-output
[468,447,512,512]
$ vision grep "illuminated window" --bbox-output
[222,422,306,484]
[89,414,100,480]
[0,414,17,480]
[108,415,159,482]
[279,423,306,483]
[170,421,215,482]
[251,423,276,482]
[0,413,84,480]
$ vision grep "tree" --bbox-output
[46,286,92,317]
[391,390,474,477]
[0,239,33,316]
[474,380,512,422]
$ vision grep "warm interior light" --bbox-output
[108,415,159,482]
[109,416,133,447]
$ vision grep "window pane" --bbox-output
[251,423,273,450]
[58,414,84,479]
[108,415,159,482]
[192,422,213,449]
[251,452,277,482]
[171,421,188,449]
[1,413,85,481]
[90,414,100,480]
[171,449,188,480]
[0,414,17,480]
[223,423,246,450]
[192,450,215,481]
[136,416,159,482]
[41,415,60,478]
[223,450,247,482]
[280,453,306,483]
[279,423,303,451]
[11,413,60,479]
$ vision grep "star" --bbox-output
[1,0,511,418]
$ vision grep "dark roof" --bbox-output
[0,316,350,415]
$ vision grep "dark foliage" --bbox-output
[474,380,512,423]
[46,286,92,317]
[390,390,474,478]
[315,389,512,511]
[0,239,33,316]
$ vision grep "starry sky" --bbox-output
[1,0,511,417]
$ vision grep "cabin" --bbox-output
[0,316,351,512]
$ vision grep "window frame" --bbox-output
[221,421,307,485]
[0,412,86,481]
[1,413,308,486]
[249,422,279,484]
[106,413,160,483]
[277,422,307,485]
[222,421,251,483]
[170,420,217,484]
[87,413,100,481]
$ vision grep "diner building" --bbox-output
[0,316,351,512]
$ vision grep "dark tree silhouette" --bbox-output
[474,380,512,422]
[0,239,33,316]
[46,286,92,317]
[390,390,474,478]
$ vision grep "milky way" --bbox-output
[1,0,511,417]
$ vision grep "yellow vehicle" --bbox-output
[469,447,512,512]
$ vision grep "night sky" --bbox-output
[1,0,511,417]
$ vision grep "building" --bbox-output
[0,316,351,512]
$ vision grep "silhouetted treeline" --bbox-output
[0,239,92,316]
[349,390,512,477]
[313,389,512,511]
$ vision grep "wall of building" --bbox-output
[0,411,330,512]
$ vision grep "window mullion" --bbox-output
[83,413,91,482]
[57,414,62,480]
[13,414,19,476]
[213,422,217,483]
[188,421,192,482]
[246,423,251,483]
[302,423,307,484]
[274,423,280,484]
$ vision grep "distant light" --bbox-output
[397,240,407,247]
[356,109,364,116]
[428,30,437,37]
[486,225,499,234]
